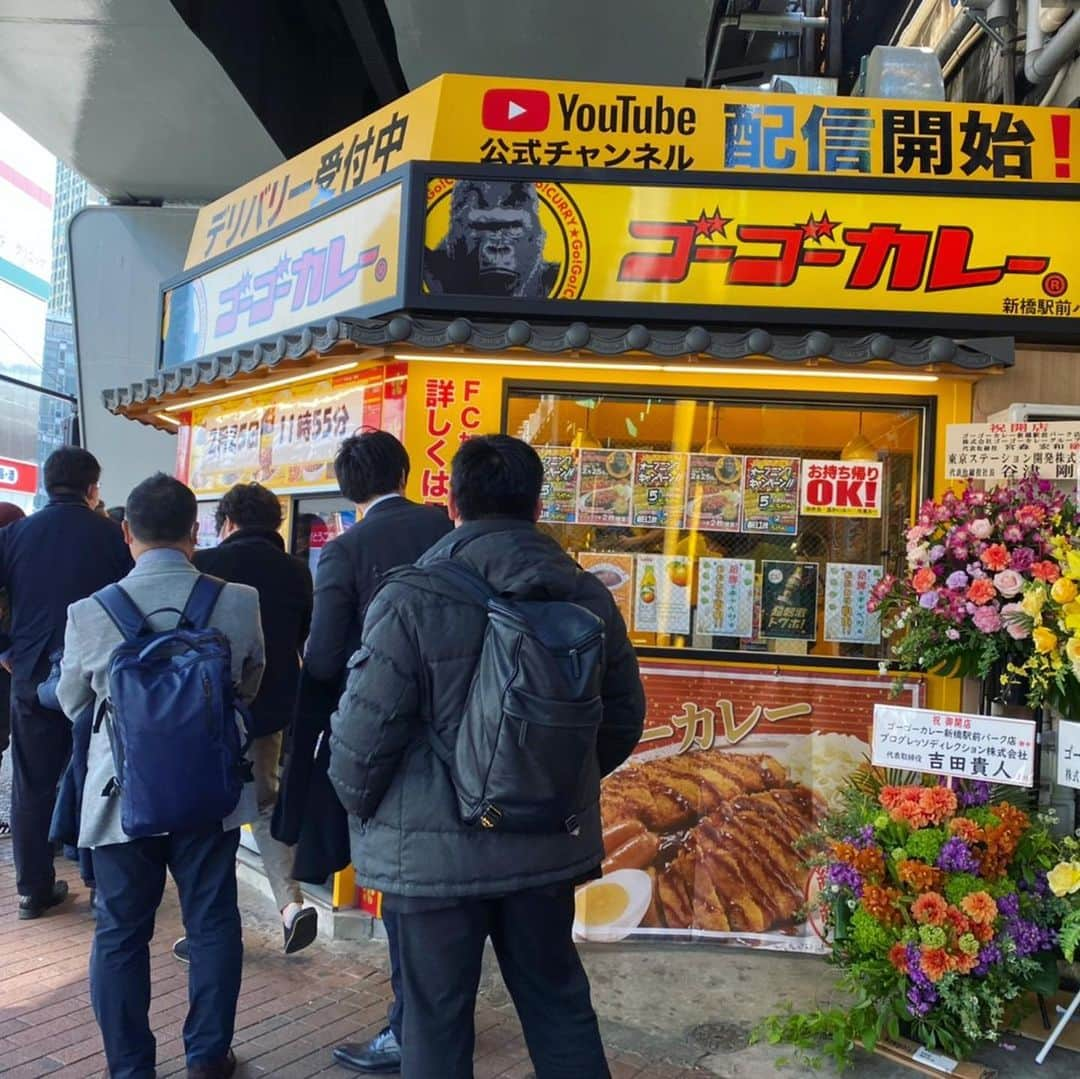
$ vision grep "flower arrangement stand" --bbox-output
[1034,989,1080,1065]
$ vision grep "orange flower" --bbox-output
[1032,561,1061,583]
[898,860,944,893]
[960,891,997,926]
[879,786,905,811]
[994,803,1030,833]
[912,892,949,927]
[1019,504,1047,525]
[830,841,858,865]
[953,952,980,975]
[944,907,971,936]
[920,948,953,983]
[949,818,984,843]
[920,786,958,825]
[913,567,937,594]
[973,921,995,943]
[980,545,1010,572]
[967,577,997,605]
[863,885,903,927]
[853,847,885,883]
[888,942,910,974]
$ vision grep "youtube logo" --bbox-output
[481,88,551,132]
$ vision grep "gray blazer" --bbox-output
[57,550,266,849]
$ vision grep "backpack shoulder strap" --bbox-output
[94,584,148,643]
[424,559,496,609]
[181,575,226,630]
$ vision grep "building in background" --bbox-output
[0,111,54,514]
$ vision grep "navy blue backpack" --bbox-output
[94,576,249,838]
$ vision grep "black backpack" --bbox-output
[414,558,607,835]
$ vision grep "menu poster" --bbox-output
[696,558,755,638]
[538,446,579,523]
[824,563,883,644]
[632,451,688,528]
[576,449,634,526]
[633,555,692,635]
[684,454,743,532]
[761,561,818,641]
[742,457,800,535]
[578,553,634,626]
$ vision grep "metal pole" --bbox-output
[0,371,77,405]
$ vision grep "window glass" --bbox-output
[507,388,926,663]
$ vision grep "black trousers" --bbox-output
[10,679,72,898]
[395,885,609,1079]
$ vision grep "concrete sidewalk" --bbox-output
[1,831,1078,1078]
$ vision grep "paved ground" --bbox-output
[1,827,1078,1077]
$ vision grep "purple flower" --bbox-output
[827,862,863,897]
[974,941,1002,976]
[959,781,991,808]
[937,837,982,874]
[907,984,937,1017]
[1007,917,1057,958]
[919,590,940,610]
[946,570,970,590]
[951,545,970,562]
[929,544,946,563]
[997,893,1020,918]
[947,628,961,640]
[1003,524,1023,544]
[1010,547,1036,572]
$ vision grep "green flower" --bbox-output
[966,807,998,829]
[901,926,920,944]
[874,814,891,830]
[851,907,896,955]
[944,873,984,906]
[905,828,946,864]
[958,933,980,956]
[891,848,909,863]
[919,924,947,949]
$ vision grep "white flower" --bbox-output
[878,661,889,675]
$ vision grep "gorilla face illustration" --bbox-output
[424,180,560,300]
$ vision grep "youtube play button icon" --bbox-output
[482,88,551,132]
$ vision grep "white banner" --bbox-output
[946,421,1080,481]
[872,704,1036,788]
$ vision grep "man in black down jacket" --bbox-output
[329,435,645,1079]
[193,482,317,954]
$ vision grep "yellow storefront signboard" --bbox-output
[421,176,1079,324]
[165,182,403,370]
[187,74,1080,268]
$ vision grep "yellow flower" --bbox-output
[1048,861,1080,898]
[1033,626,1059,654]
[1023,588,1047,619]
[1068,638,1080,665]
[1053,577,1079,605]
[1068,550,1080,581]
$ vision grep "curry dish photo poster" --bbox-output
[574,665,922,952]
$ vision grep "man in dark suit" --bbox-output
[190,482,317,955]
[303,431,451,1075]
[0,447,132,918]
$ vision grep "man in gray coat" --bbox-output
[329,435,645,1079]
[58,473,265,1079]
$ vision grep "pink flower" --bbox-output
[946,628,961,640]
[1001,602,1030,640]
[972,606,1002,633]
[907,524,932,543]
[992,569,1024,598]
[970,519,993,540]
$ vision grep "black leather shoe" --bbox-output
[333,1028,401,1073]
[284,906,318,955]
[187,1047,236,1078]
[18,880,69,920]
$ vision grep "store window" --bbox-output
[506,386,930,664]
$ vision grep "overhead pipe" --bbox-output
[1026,1,1080,84]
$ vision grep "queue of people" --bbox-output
[0,432,646,1079]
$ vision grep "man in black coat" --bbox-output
[0,448,132,918]
[329,435,645,1079]
[298,431,451,1075]
[192,482,317,955]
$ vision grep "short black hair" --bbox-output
[450,435,543,522]
[334,430,409,504]
[125,473,198,545]
[215,482,282,534]
[44,447,101,497]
